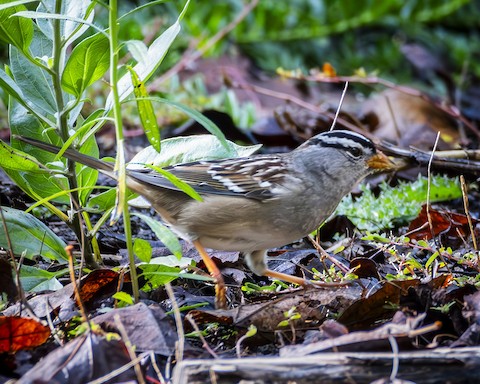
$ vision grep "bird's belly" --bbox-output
[176,195,331,252]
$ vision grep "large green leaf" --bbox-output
[9,44,57,119]
[6,101,69,204]
[0,207,68,262]
[0,1,33,52]
[129,135,262,168]
[20,265,65,292]
[0,139,48,173]
[62,32,109,96]
[34,0,94,44]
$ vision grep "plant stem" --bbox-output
[51,0,97,268]
[109,0,140,303]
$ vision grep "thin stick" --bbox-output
[114,314,146,384]
[185,313,219,359]
[330,81,349,131]
[426,132,441,241]
[66,245,89,326]
[388,335,400,382]
[426,133,451,274]
[165,282,185,364]
[460,175,478,254]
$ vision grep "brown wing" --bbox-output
[128,155,290,201]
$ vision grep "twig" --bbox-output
[460,175,478,254]
[426,133,452,274]
[330,81,349,131]
[378,141,480,173]
[113,314,146,384]
[66,245,90,326]
[89,351,150,384]
[148,351,167,384]
[308,235,350,274]
[185,313,219,358]
[387,334,399,382]
[165,282,185,364]
[426,132,440,241]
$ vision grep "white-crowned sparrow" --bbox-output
[17,130,395,308]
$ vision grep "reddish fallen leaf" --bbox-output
[408,205,478,240]
[0,316,50,353]
[77,269,120,306]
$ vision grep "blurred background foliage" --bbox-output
[159,0,480,81]
[1,0,479,128]
[88,0,480,81]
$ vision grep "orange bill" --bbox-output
[367,151,396,170]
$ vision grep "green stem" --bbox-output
[109,0,140,303]
[51,0,97,268]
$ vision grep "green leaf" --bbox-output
[106,0,191,109]
[143,164,202,202]
[76,134,99,205]
[138,264,181,291]
[112,291,134,305]
[6,102,70,204]
[337,175,462,231]
[277,320,289,327]
[125,40,148,63]
[33,0,95,44]
[62,32,109,96]
[86,188,117,212]
[0,139,49,173]
[139,255,211,291]
[416,239,429,248]
[0,206,68,262]
[9,44,57,118]
[0,1,33,52]
[133,213,182,259]
[149,96,229,150]
[60,1,95,44]
[129,135,261,168]
[0,66,33,111]
[16,4,99,42]
[425,251,440,270]
[0,1,37,11]
[127,66,160,152]
[133,238,152,263]
[19,265,66,292]
[245,324,257,337]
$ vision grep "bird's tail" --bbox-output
[15,136,116,177]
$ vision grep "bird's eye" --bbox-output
[347,147,363,158]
